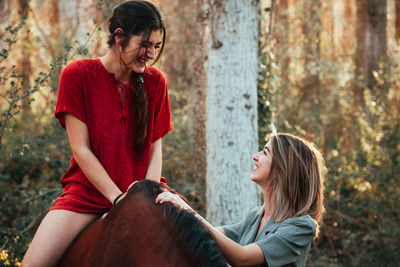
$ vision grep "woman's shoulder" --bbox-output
[144,66,166,82]
[61,58,99,77]
[280,214,316,235]
[258,214,316,267]
[238,206,263,225]
[247,206,263,218]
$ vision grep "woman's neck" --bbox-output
[256,193,271,239]
[100,49,131,84]
[262,191,271,220]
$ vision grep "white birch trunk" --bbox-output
[206,0,260,225]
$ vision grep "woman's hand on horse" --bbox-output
[114,181,138,206]
[155,191,191,210]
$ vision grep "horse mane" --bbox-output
[129,180,227,267]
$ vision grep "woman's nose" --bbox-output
[253,153,258,161]
[146,47,156,60]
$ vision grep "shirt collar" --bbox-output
[264,218,281,233]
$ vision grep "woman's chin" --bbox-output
[131,64,145,74]
[250,175,264,186]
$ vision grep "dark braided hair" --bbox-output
[107,1,166,156]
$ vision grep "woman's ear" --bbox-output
[114,28,125,44]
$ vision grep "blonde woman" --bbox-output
[156,133,325,267]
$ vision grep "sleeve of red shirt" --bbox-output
[55,61,87,128]
[152,72,173,142]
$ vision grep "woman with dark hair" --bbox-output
[157,133,325,267]
[22,1,172,266]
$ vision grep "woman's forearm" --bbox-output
[155,192,256,266]
[191,212,251,266]
[144,138,162,182]
[65,114,122,204]
[72,146,122,203]
[155,192,265,266]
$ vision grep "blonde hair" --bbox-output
[264,133,325,237]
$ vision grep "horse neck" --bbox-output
[95,194,195,266]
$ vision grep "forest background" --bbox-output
[0,0,399,266]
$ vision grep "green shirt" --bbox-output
[222,207,316,267]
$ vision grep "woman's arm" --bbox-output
[144,138,162,182]
[215,226,225,234]
[155,192,266,266]
[65,114,122,204]
[198,214,265,266]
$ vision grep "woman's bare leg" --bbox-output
[21,209,99,267]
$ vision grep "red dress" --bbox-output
[49,58,173,213]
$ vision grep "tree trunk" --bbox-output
[50,0,61,93]
[301,0,321,105]
[206,0,260,225]
[276,0,290,93]
[158,0,208,211]
[185,0,208,198]
[17,0,32,113]
[396,0,400,43]
[298,0,321,135]
[355,0,387,103]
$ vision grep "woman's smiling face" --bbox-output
[118,29,162,73]
[250,140,273,185]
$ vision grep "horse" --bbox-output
[58,180,227,267]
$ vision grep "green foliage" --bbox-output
[257,5,277,148]
[0,121,69,266]
[260,2,400,265]
[309,90,400,266]
[270,40,400,267]
[0,2,114,265]
[257,49,277,147]
[162,113,207,216]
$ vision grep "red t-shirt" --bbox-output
[49,58,173,213]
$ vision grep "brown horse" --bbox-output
[58,180,227,267]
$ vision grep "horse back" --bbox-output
[58,218,104,267]
[58,180,227,267]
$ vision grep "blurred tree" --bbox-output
[157,0,208,213]
[276,0,289,93]
[205,0,260,225]
[257,0,277,145]
[355,0,387,105]
[301,0,321,117]
[396,0,400,43]
[262,0,399,266]
[16,0,32,114]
